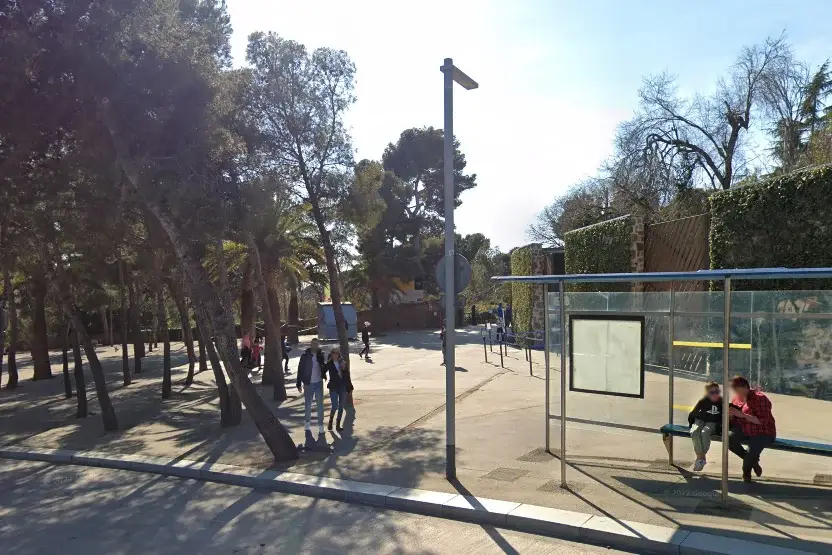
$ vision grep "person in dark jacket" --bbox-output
[359,322,371,359]
[297,339,327,434]
[326,347,352,432]
[688,381,724,471]
[281,334,291,374]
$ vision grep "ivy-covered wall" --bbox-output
[564,215,632,292]
[710,164,832,290]
[510,246,533,333]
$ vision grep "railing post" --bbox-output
[483,335,488,363]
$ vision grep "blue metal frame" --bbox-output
[493,267,832,284]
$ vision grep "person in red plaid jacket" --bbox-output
[728,376,777,482]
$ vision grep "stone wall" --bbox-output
[630,214,646,292]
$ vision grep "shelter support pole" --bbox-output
[544,283,550,453]
[721,278,732,506]
[668,283,675,465]
[559,280,567,488]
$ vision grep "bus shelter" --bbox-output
[494,268,832,506]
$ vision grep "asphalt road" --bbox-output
[0,458,634,555]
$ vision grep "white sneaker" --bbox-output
[304,421,311,431]
[692,458,705,471]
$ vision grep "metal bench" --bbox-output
[660,423,832,457]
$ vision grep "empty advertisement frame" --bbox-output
[569,314,645,398]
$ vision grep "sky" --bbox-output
[226,0,832,252]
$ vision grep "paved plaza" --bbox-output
[1,328,830,553]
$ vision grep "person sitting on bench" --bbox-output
[688,381,723,471]
[728,375,777,483]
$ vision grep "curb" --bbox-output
[0,446,817,555]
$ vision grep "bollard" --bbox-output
[499,340,504,367]
[528,344,533,376]
[483,336,488,363]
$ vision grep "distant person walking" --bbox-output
[359,322,371,359]
[728,376,776,483]
[440,320,447,366]
[297,339,327,434]
[471,304,477,326]
[251,336,263,370]
[505,304,513,329]
[281,334,291,374]
[326,347,352,432]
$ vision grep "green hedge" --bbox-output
[510,246,533,333]
[564,215,631,292]
[710,164,832,290]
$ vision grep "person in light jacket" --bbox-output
[297,339,327,434]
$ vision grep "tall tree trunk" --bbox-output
[62,322,72,398]
[310,202,351,361]
[196,321,208,374]
[246,238,285,398]
[210,240,242,426]
[127,268,142,373]
[105,112,294,459]
[99,306,110,346]
[118,260,131,386]
[4,265,18,389]
[31,275,52,380]
[195,307,239,426]
[71,329,87,418]
[169,279,195,385]
[288,283,300,344]
[158,288,172,399]
[240,260,255,339]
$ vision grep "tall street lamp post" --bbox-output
[440,57,478,480]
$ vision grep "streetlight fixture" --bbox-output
[440,57,478,481]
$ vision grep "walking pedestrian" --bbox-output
[281,334,291,374]
[359,322,371,359]
[471,304,477,326]
[326,347,352,432]
[440,319,447,366]
[297,339,327,434]
[505,304,513,329]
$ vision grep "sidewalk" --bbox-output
[1,329,830,553]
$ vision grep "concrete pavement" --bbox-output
[0,458,639,555]
[1,328,830,553]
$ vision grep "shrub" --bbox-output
[709,164,832,290]
[563,215,631,292]
[510,246,533,333]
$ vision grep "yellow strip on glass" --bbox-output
[672,340,751,350]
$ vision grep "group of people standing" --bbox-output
[239,330,293,374]
[296,338,354,434]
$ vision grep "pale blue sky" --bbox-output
[226,0,832,251]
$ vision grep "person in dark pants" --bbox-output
[727,376,776,482]
[359,322,371,359]
[471,304,477,326]
[326,347,352,432]
[281,334,291,374]
[505,304,513,329]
